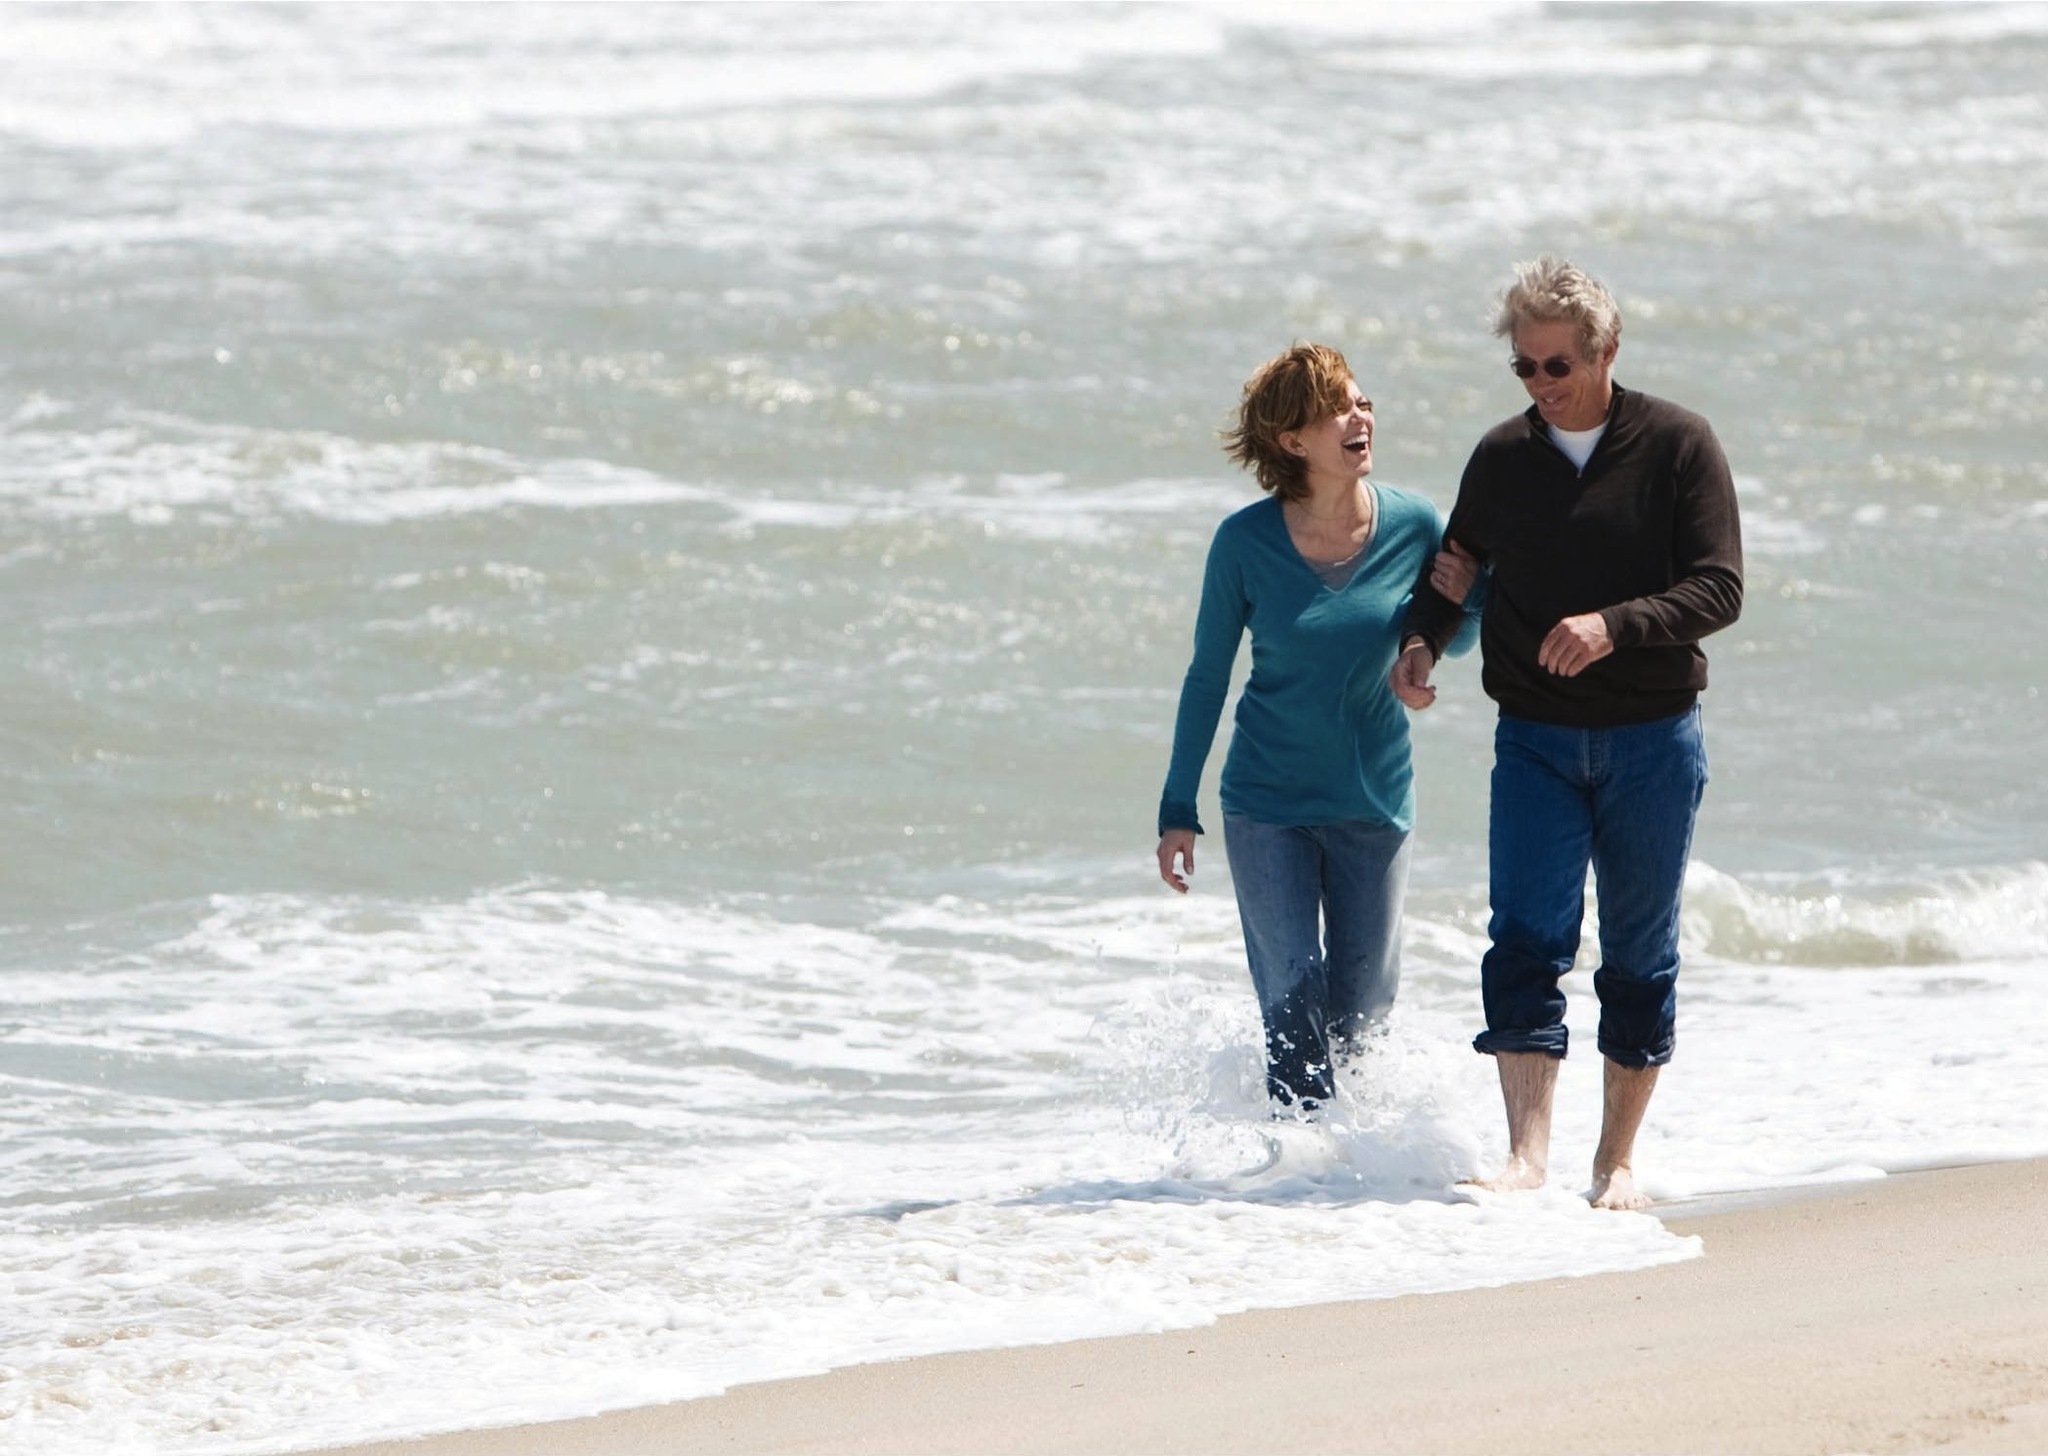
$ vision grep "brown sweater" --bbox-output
[1403,383,1743,727]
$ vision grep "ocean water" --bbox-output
[2,3,2045,1452]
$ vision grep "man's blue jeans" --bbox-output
[1223,815,1410,1107]
[1475,706,1708,1069]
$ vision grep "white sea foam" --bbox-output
[0,3,2037,266]
[720,474,1243,542]
[0,415,708,524]
[0,6,1228,149]
[1682,860,2048,967]
[6,863,2048,1453]
[0,412,1245,535]
[0,409,1916,573]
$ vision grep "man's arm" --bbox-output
[1399,452,1488,663]
[1600,421,1744,650]
[1394,458,1488,709]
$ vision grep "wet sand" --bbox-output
[300,1158,2048,1455]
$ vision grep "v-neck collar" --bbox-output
[1273,484,1382,593]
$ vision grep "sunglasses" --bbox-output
[1510,354,1577,380]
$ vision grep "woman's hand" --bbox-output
[1156,830,1197,894]
[1430,539,1479,604]
[1390,640,1437,710]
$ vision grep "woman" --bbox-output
[1156,343,1479,1111]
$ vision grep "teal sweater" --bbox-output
[1158,486,1479,836]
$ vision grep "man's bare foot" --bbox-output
[1462,1154,1548,1193]
[1588,1164,1651,1211]
[1588,1061,1661,1210]
[1463,1052,1560,1195]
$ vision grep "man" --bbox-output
[1393,256,1742,1210]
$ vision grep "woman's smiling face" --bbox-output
[1283,379,1374,487]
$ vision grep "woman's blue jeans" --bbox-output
[1223,815,1410,1108]
[1475,706,1708,1069]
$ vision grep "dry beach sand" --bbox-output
[301,1158,2048,1456]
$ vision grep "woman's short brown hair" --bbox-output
[1220,343,1355,502]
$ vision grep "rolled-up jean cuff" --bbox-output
[1472,1028,1568,1059]
[1596,1034,1674,1069]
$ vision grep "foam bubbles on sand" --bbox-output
[0,886,1689,1454]
[11,862,2048,1453]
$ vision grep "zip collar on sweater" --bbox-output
[1521,380,1637,475]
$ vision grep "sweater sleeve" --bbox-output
[1400,454,1487,662]
[1157,523,1248,836]
[1431,500,1486,661]
[1444,568,1487,659]
[1600,419,1745,649]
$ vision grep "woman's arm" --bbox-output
[1157,524,1247,843]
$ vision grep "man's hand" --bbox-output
[1390,640,1437,710]
[1430,539,1480,605]
[1537,612,1615,677]
[1157,830,1196,893]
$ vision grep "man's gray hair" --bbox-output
[1493,255,1622,362]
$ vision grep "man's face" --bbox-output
[1511,318,1616,432]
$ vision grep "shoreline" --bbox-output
[297,1157,2048,1456]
